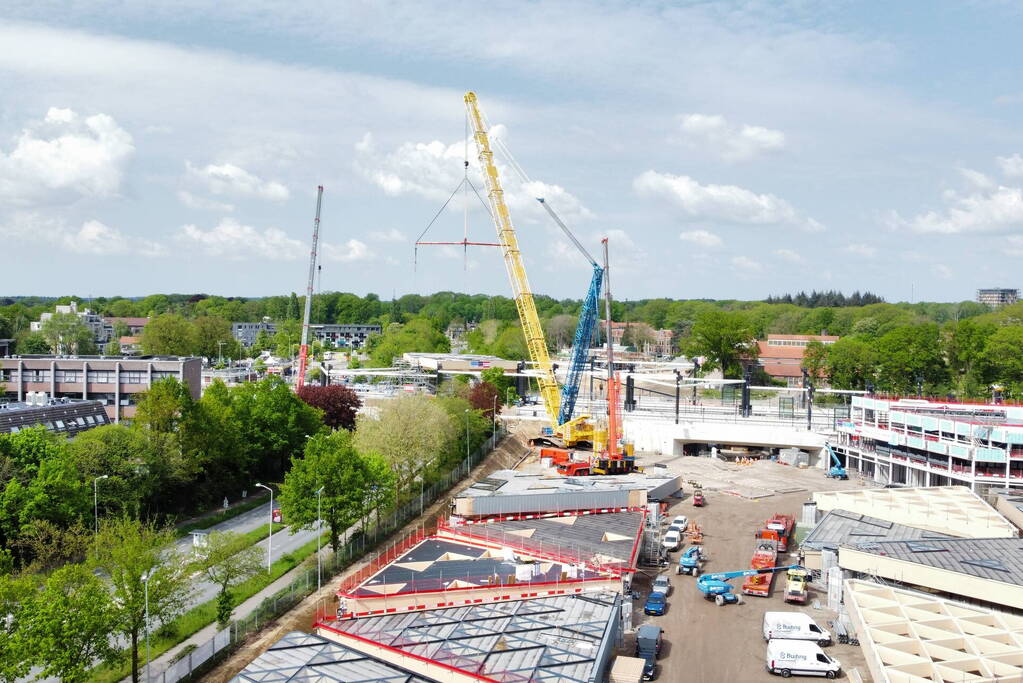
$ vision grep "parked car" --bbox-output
[643,592,667,616]
[662,529,682,552]
[651,574,672,596]
[671,515,689,529]
[635,624,663,680]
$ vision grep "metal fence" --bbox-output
[142,426,508,683]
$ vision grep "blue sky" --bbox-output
[2,1,1023,302]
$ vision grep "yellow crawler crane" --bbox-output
[464,92,593,446]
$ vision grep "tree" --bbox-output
[14,331,49,354]
[280,431,380,553]
[367,318,450,367]
[19,564,120,682]
[686,311,757,378]
[354,394,454,490]
[132,376,194,435]
[140,314,196,356]
[621,322,656,351]
[103,339,121,355]
[40,312,96,355]
[193,315,238,361]
[873,324,947,393]
[178,381,250,505]
[545,314,577,351]
[229,376,324,479]
[91,517,194,683]
[193,532,262,627]
[480,367,512,397]
[468,381,502,419]
[0,573,34,682]
[823,338,876,390]
[980,326,1023,395]
[297,385,362,430]
[801,340,828,382]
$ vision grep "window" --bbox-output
[23,370,50,382]
[816,654,829,664]
[120,371,145,384]
[87,371,114,383]
[55,369,82,382]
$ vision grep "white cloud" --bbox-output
[998,154,1023,177]
[773,248,803,263]
[322,238,374,262]
[185,161,290,201]
[678,113,785,162]
[845,243,877,258]
[634,170,823,232]
[369,228,406,242]
[354,128,591,222]
[678,229,723,248]
[177,190,234,212]
[0,107,134,206]
[177,218,305,260]
[931,264,952,280]
[897,185,1023,234]
[730,255,763,273]
[2,213,163,256]
[960,168,994,190]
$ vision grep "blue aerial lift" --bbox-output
[696,565,803,606]
[824,442,848,479]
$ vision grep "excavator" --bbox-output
[465,92,635,476]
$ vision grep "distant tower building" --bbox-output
[977,288,1019,307]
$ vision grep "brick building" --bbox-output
[756,334,838,386]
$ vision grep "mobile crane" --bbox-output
[465,92,596,447]
[296,186,324,389]
[824,442,848,479]
[697,565,803,606]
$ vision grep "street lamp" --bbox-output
[464,409,470,460]
[255,483,273,573]
[93,475,109,536]
[316,486,324,592]
[142,569,153,683]
[492,394,498,448]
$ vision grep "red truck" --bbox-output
[741,539,779,597]
[756,514,795,553]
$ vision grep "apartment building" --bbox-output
[834,395,1023,493]
[977,288,1018,307]
[0,355,201,423]
[30,302,149,347]
[232,320,381,349]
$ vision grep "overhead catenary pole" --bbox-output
[297,186,324,389]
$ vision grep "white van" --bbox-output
[766,640,841,679]
[763,612,832,646]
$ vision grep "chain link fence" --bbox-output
[143,426,508,683]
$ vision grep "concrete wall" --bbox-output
[993,496,1023,533]
[623,417,828,456]
[839,548,1023,611]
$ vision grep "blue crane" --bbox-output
[824,442,848,479]
[535,198,603,427]
[696,565,803,606]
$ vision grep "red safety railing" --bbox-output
[334,525,431,597]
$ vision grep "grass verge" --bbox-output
[89,529,328,683]
[175,495,269,537]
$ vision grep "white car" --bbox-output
[662,529,682,552]
[652,574,672,596]
[766,640,840,679]
[671,515,689,530]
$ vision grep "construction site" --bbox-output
[209,92,1023,683]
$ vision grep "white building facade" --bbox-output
[835,395,1023,492]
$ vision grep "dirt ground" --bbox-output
[200,426,534,682]
[622,459,870,682]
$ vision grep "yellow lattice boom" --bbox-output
[464,91,562,429]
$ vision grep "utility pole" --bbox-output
[674,369,681,425]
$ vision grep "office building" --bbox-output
[0,355,201,422]
[231,319,276,347]
[232,320,381,349]
[977,288,1018,307]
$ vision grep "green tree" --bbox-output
[0,573,34,682]
[686,310,757,378]
[230,376,324,478]
[40,311,97,355]
[801,340,828,382]
[355,394,454,490]
[280,431,373,553]
[544,314,578,351]
[178,381,251,504]
[980,326,1023,395]
[480,367,512,396]
[103,339,121,355]
[943,319,995,396]
[91,517,194,683]
[824,338,876,390]
[132,376,194,435]
[874,324,946,393]
[140,314,197,356]
[14,331,50,354]
[193,315,238,361]
[193,531,263,627]
[367,318,450,367]
[19,564,120,682]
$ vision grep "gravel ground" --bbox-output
[622,471,869,682]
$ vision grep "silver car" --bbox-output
[652,574,672,596]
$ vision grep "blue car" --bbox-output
[644,592,667,616]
